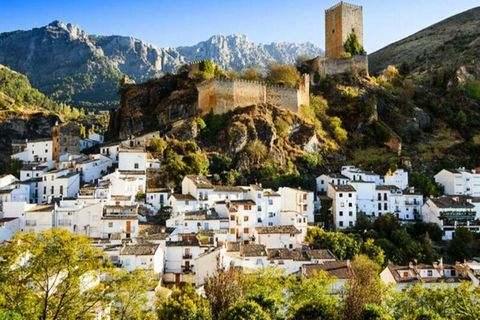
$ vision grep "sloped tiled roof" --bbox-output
[255,225,301,235]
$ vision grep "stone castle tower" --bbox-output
[325,2,363,58]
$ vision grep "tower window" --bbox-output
[332,29,335,34]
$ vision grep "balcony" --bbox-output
[183,253,192,259]
[25,220,37,226]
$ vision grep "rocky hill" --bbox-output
[369,6,480,75]
[0,21,323,110]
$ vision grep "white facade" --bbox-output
[253,226,304,249]
[434,168,480,197]
[38,169,80,203]
[341,165,384,184]
[316,173,349,194]
[54,200,103,238]
[422,197,479,240]
[100,143,120,163]
[146,188,170,212]
[327,184,357,230]
[350,181,376,216]
[119,244,164,274]
[12,138,53,163]
[278,187,314,223]
[75,155,113,183]
[118,148,147,172]
[384,169,409,190]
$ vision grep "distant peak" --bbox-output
[46,20,86,39]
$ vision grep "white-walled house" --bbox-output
[75,155,113,183]
[146,187,171,212]
[316,173,349,194]
[0,174,18,188]
[169,194,198,215]
[118,146,147,172]
[19,164,49,182]
[101,204,139,240]
[181,175,214,209]
[24,204,55,232]
[300,260,355,292]
[327,184,357,230]
[253,225,304,249]
[341,165,384,184]
[422,196,479,240]
[100,142,120,163]
[119,244,164,274]
[54,200,103,238]
[380,262,470,290]
[278,187,314,223]
[434,168,480,196]
[38,169,80,203]
[12,138,53,163]
[349,181,376,216]
[384,169,409,190]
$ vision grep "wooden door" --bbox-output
[126,221,131,233]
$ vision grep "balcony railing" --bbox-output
[181,266,192,273]
[183,253,192,259]
[25,220,37,226]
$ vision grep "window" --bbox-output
[348,203,352,207]
[378,193,381,201]
[257,193,261,199]
[268,199,273,205]
[349,211,353,216]
[339,193,343,198]
[43,186,47,193]
[349,221,353,227]
[384,203,388,210]
[339,211,343,216]
[321,180,324,184]
[427,270,433,277]
[244,216,249,222]
[257,206,261,212]
[230,215,235,221]
[60,186,63,195]
[51,186,54,194]
[378,203,382,210]
[26,173,30,177]
[244,204,252,210]
[348,193,352,198]
[229,228,235,234]
[108,222,113,228]
[303,194,307,200]
[243,227,249,234]
[384,193,387,201]
[303,204,308,211]
[160,194,164,204]
[339,221,343,227]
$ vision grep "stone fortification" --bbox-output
[325,2,363,58]
[308,55,368,82]
[196,74,309,115]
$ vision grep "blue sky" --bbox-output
[0,0,478,52]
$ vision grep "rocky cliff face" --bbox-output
[0,21,323,110]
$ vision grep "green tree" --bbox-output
[359,303,392,320]
[266,63,300,86]
[306,227,361,260]
[0,308,25,320]
[108,269,157,320]
[241,68,263,82]
[343,255,384,320]
[343,32,365,56]
[220,300,270,320]
[447,227,475,261]
[244,269,286,319]
[197,60,216,80]
[245,139,268,166]
[0,229,108,320]
[409,172,443,197]
[204,267,245,319]
[361,239,385,267]
[157,284,212,320]
[291,301,339,320]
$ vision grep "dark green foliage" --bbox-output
[291,301,338,320]
[0,158,22,176]
[447,227,477,261]
[343,32,365,56]
[200,111,228,142]
[465,77,480,101]
[197,60,216,80]
[409,172,443,197]
[209,154,232,175]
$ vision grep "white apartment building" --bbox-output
[349,181,376,216]
[316,173,349,194]
[384,169,409,190]
[0,217,20,242]
[119,244,164,274]
[341,165,384,184]
[100,142,120,163]
[19,164,49,182]
[101,204,139,240]
[434,168,480,196]
[423,196,480,240]
[182,175,214,209]
[74,155,113,183]
[146,187,170,212]
[253,225,304,249]
[327,184,357,230]
[278,187,314,223]
[38,169,80,203]
[54,200,103,238]
[118,146,147,172]
[12,138,53,163]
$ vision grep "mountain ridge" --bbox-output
[0,21,323,109]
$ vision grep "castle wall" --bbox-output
[310,55,368,81]
[197,77,308,115]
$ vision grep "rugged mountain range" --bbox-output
[0,21,323,109]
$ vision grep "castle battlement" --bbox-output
[196,74,309,115]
